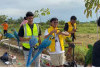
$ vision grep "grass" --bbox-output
[0,23,98,65]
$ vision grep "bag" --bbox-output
[0,52,9,62]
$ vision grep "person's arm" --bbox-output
[57,31,69,36]
[44,29,57,39]
[73,23,77,32]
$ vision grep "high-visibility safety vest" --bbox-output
[22,23,38,49]
[48,26,64,52]
[66,21,76,38]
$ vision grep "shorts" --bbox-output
[50,53,65,66]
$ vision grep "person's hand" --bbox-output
[50,29,57,34]
[57,31,62,35]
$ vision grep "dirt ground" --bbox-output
[0,34,98,67]
[0,45,25,67]
[75,34,97,45]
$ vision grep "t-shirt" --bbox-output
[18,23,41,51]
[44,29,64,54]
[92,40,100,67]
[1,23,8,30]
[64,23,68,31]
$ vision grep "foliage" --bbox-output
[34,8,50,18]
[76,20,80,24]
[45,20,50,25]
[15,17,23,24]
[0,15,8,24]
[59,20,66,25]
[84,0,100,18]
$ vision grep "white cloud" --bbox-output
[0,8,27,19]
[0,0,95,22]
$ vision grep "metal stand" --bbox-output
[64,44,77,67]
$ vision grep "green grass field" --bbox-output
[0,23,98,65]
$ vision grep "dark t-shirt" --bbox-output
[64,23,68,31]
[92,40,100,67]
[18,24,41,51]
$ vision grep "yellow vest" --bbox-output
[22,23,38,49]
[66,21,76,38]
[48,26,64,52]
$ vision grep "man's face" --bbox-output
[27,16,34,23]
[51,20,58,28]
[71,20,76,25]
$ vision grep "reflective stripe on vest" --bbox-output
[22,23,38,49]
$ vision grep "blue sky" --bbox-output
[0,0,99,23]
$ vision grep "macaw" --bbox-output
[84,44,93,67]
[26,35,53,67]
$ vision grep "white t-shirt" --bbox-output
[44,29,65,54]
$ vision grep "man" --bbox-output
[44,18,69,67]
[1,21,8,35]
[18,11,41,67]
[64,16,77,56]
[92,17,100,67]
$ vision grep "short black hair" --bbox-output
[50,18,58,22]
[70,16,77,20]
[24,17,27,20]
[97,17,100,27]
[26,11,34,17]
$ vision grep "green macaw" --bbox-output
[84,44,93,67]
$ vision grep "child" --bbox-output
[1,21,8,35]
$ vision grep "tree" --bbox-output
[34,8,50,23]
[84,0,100,18]
[7,17,16,24]
[59,20,66,25]
[76,20,80,24]
[16,17,23,24]
[0,15,8,24]
[46,20,50,25]
[84,0,100,40]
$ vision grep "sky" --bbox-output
[0,0,99,23]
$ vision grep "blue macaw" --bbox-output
[26,35,38,67]
[26,35,53,67]
[11,29,20,50]
[4,33,16,39]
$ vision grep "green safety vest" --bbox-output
[22,23,38,49]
